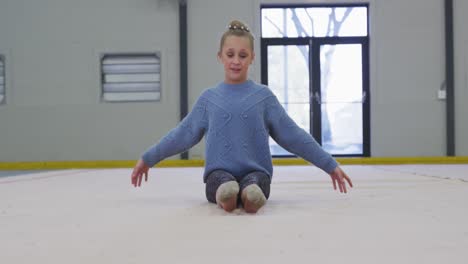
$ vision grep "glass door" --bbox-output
[262,37,369,157]
[312,38,370,156]
[262,39,312,156]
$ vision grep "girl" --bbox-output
[131,20,353,214]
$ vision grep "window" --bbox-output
[101,53,161,102]
[261,4,370,157]
[262,6,368,38]
[0,55,4,104]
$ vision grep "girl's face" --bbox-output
[218,35,255,84]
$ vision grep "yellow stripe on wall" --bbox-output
[0,156,468,170]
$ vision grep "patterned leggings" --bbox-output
[205,170,271,204]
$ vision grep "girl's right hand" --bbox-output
[131,159,150,187]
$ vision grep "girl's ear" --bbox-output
[217,52,222,62]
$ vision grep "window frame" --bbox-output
[261,3,369,38]
[260,3,370,157]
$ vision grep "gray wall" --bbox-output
[0,0,181,161]
[0,0,467,162]
[370,0,446,156]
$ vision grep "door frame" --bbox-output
[261,36,370,157]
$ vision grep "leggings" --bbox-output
[205,170,271,204]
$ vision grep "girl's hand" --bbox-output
[329,166,353,193]
[131,159,150,187]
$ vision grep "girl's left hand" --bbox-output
[329,166,353,193]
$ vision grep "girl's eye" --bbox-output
[239,54,247,58]
[227,53,234,57]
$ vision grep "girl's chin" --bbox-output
[227,76,246,83]
[226,72,244,79]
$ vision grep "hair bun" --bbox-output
[228,20,250,32]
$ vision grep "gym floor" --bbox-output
[1,164,467,263]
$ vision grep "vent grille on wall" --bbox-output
[101,53,161,102]
[0,56,4,104]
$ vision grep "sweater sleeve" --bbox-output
[142,95,208,167]
[265,94,338,174]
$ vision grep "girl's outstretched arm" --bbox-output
[266,92,353,193]
[131,93,208,187]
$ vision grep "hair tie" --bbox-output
[228,24,250,32]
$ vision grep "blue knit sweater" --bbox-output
[142,80,338,181]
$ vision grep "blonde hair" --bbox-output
[219,20,254,52]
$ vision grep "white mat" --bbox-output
[1,165,467,264]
